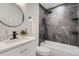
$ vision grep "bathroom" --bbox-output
[0,3,79,56]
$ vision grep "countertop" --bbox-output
[0,36,36,54]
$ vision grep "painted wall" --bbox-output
[26,3,39,44]
[0,3,39,43]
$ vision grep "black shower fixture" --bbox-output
[44,10,52,14]
[47,11,52,13]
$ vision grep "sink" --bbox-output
[4,39,19,44]
[0,36,36,54]
[3,36,34,44]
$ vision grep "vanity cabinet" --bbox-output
[0,39,37,56]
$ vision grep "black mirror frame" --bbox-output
[0,3,24,27]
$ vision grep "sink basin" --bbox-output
[4,39,19,44]
[3,36,35,44]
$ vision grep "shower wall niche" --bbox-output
[39,3,79,46]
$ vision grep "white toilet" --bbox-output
[36,46,51,56]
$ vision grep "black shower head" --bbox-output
[48,11,52,14]
[44,11,52,14]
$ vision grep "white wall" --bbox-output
[0,3,39,42]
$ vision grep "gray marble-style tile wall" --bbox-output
[39,3,79,46]
[46,3,78,46]
[77,4,79,46]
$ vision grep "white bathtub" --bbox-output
[41,40,79,56]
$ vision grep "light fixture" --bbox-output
[29,16,32,22]
[29,16,33,34]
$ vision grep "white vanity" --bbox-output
[0,36,37,56]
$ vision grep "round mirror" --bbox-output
[0,3,24,27]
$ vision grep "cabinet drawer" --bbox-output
[18,40,37,56]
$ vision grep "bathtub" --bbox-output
[41,40,79,56]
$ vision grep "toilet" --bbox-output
[36,46,51,56]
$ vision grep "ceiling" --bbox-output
[41,3,63,9]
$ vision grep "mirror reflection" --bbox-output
[0,3,24,27]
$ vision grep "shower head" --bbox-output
[48,11,52,14]
[44,10,52,14]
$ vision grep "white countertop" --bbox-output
[0,36,36,54]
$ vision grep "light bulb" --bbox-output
[29,16,32,22]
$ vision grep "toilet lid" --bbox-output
[36,46,50,55]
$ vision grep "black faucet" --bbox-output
[13,31,17,39]
[10,31,17,40]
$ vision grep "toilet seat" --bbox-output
[36,46,50,56]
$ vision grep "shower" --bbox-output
[39,3,79,47]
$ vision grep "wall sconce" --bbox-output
[29,16,32,22]
[29,16,33,34]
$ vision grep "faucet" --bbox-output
[10,31,18,40]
